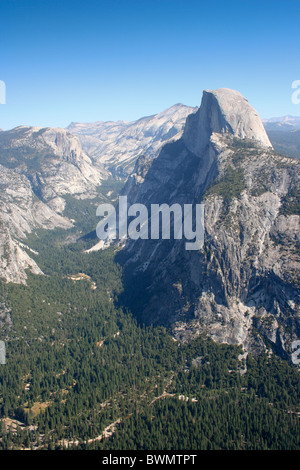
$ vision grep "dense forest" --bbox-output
[0,193,299,450]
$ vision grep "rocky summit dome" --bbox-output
[183,88,272,155]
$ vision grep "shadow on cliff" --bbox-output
[114,248,155,326]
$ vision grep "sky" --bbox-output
[0,0,300,130]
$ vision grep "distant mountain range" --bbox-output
[67,111,300,168]
[0,105,299,285]
[263,115,300,131]
[67,104,196,177]
[261,116,300,159]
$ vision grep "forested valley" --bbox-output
[0,192,299,450]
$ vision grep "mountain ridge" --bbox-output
[67,103,196,177]
[0,125,105,283]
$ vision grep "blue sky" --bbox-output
[0,0,299,130]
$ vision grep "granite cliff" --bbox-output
[118,89,299,360]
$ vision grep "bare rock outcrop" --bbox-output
[118,89,300,361]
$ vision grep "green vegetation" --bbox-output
[267,129,300,160]
[279,187,300,216]
[0,140,56,171]
[0,194,299,451]
[205,166,246,201]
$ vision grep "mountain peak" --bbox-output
[183,88,272,155]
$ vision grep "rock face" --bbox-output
[0,126,106,202]
[118,88,300,360]
[184,89,272,155]
[0,126,105,283]
[0,164,72,283]
[67,104,196,177]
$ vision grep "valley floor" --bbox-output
[0,197,299,451]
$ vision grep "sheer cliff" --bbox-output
[0,126,104,283]
[118,89,300,359]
